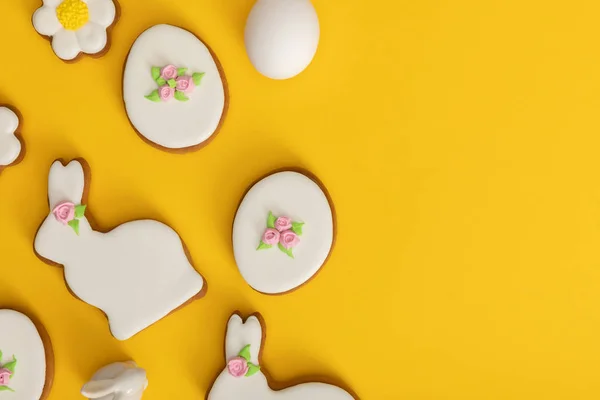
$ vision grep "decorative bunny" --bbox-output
[82,362,148,400]
[207,313,356,400]
[34,160,206,340]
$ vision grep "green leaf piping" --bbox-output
[177,67,187,76]
[192,72,205,86]
[291,221,304,235]
[168,79,177,88]
[278,243,294,258]
[151,66,160,81]
[174,91,189,102]
[246,362,260,377]
[256,241,272,250]
[68,219,80,235]
[145,90,160,102]
[3,355,16,374]
[266,211,276,229]
[156,77,167,86]
[238,344,251,362]
[74,204,86,218]
[0,386,14,392]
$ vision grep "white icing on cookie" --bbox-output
[34,160,205,341]
[123,24,226,150]
[0,107,21,167]
[0,310,48,399]
[208,314,355,400]
[32,0,117,61]
[82,362,148,400]
[233,172,334,294]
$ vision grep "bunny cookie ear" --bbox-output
[225,314,263,364]
[81,379,118,398]
[48,160,86,209]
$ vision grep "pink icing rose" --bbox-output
[262,228,280,245]
[175,76,195,93]
[227,357,249,378]
[274,216,292,232]
[279,230,300,249]
[0,368,11,385]
[160,64,178,80]
[159,85,175,101]
[52,201,75,225]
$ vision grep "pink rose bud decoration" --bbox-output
[160,64,178,80]
[279,230,300,249]
[262,228,280,245]
[159,85,175,101]
[274,216,292,232]
[52,202,75,225]
[0,368,11,385]
[175,76,195,93]
[227,357,249,378]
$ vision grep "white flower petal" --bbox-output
[0,108,18,134]
[32,6,62,36]
[87,0,116,28]
[52,29,81,60]
[76,22,107,54]
[43,0,62,6]
[0,134,21,166]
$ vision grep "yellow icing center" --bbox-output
[56,0,89,31]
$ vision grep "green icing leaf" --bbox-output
[3,355,16,374]
[145,90,161,102]
[151,66,160,81]
[266,211,276,229]
[256,241,272,250]
[174,91,189,102]
[246,362,260,377]
[192,72,205,86]
[278,243,294,258]
[0,350,3,361]
[156,77,167,86]
[68,219,80,235]
[177,67,187,76]
[238,344,251,362]
[74,204,86,218]
[291,222,304,236]
[168,79,177,88]
[0,386,14,392]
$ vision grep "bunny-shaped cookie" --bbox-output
[34,159,206,340]
[82,362,148,400]
[207,313,356,400]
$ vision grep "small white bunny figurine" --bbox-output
[82,362,148,400]
[34,160,206,340]
[208,313,356,400]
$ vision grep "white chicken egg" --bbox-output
[244,0,320,80]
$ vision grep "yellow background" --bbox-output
[0,0,599,398]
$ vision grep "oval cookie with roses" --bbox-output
[0,310,53,399]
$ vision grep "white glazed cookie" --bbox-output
[123,24,227,151]
[0,310,51,399]
[34,159,206,341]
[232,171,335,294]
[0,107,22,169]
[82,362,148,400]
[207,314,355,400]
[32,0,118,61]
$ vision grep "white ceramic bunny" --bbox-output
[82,362,148,400]
[207,313,356,400]
[34,160,206,340]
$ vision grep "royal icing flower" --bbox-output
[228,345,260,378]
[279,230,300,249]
[33,0,117,61]
[274,216,292,232]
[52,202,87,235]
[145,65,205,102]
[227,357,249,378]
[257,211,304,257]
[0,368,11,386]
[262,228,280,245]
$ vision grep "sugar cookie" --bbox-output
[0,106,24,174]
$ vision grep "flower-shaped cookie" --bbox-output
[0,107,22,168]
[33,0,117,61]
